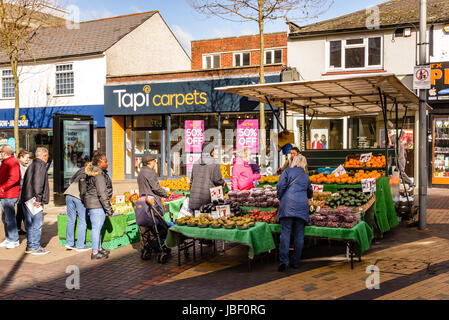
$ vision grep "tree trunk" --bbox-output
[258,1,267,171]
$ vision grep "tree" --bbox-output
[0,0,65,153]
[189,0,333,170]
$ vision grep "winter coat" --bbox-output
[137,166,167,213]
[277,167,313,223]
[231,157,261,191]
[82,163,113,216]
[63,167,86,200]
[0,156,20,199]
[20,158,50,204]
[189,154,225,211]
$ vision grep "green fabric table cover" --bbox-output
[163,196,186,222]
[321,177,398,234]
[269,221,373,253]
[57,213,128,242]
[165,222,276,259]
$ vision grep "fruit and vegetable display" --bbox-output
[344,155,386,168]
[111,192,139,205]
[324,190,372,209]
[112,202,134,214]
[312,192,332,201]
[162,193,184,203]
[199,199,243,216]
[245,209,278,224]
[159,177,190,191]
[227,186,280,208]
[309,169,382,184]
[309,200,325,213]
[176,214,256,230]
[259,175,280,184]
[309,208,361,229]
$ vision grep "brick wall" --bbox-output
[191,32,287,70]
[112,116,125,181]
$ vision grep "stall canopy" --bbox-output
[215,73,430,118]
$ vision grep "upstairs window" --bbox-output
[233,52,251,67]
[56,64,74,95]
[2,70,15,99]
[327,36,383,71]
[203,54,220,69]
[265,49,282,65]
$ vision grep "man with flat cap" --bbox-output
[137,154,168,213]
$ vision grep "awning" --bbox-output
[215,73,431,118]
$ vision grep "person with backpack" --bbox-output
[276,156,313,272]
[82,152,113,260]
[64,165,90,252]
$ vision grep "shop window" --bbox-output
[265,49,282,65]
[203,54,220,69]
[2,70,15,99]
[348,116,378,149]
[327,36,382,71]
[133,115,163,128]
[296,118,344,150]
[56,64,74,95]
[233,52,251,67]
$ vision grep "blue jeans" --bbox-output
[279,217,306,267]
[0,198,19,242]
[23,203,44,250]
[66,196,88,248]
[88,208,106,253]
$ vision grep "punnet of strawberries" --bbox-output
[245,209,278,224]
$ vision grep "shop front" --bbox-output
[428,61,449,187]
[104,76,281,181]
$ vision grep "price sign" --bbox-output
[362,178,376,193]
[360,153,372,163]
[115,195,125,204]
[332,165,347,177]
[194,210,201,218]
[216,205,231,218]
[237,119,259,154]
[210,186,224,202]
[312,184,324,192]
[185,120,205,153]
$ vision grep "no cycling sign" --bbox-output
[414,65,431,90]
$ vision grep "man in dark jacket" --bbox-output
[64,166,90,252]
[0,145,21,249]
[189,144,225,211]
[137,154,167,214]
[21,147,51,255]
[82,152,113,260]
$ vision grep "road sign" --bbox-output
[414,66,431,90]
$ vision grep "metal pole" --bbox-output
[395,102,399,168]
[419,0,427,230]
[283,101,287,130]
[303,107,307,151]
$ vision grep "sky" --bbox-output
[66,0,388,55]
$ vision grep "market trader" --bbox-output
[277,147,309,175]
[137,154,168,215]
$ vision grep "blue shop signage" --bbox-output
[104,76,280,116]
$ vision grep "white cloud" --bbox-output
[129,6,142,13]
[172,25,194,56]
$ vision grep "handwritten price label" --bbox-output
[332,165,347,178]
[360,153,372,163]
[115,195,125,204]
[362,178,376,193]
[210,186,224,202]
[312,184,324,192]
[216,205,231,218]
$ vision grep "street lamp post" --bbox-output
[418,0,427,230]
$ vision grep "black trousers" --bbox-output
[16,201,26,231]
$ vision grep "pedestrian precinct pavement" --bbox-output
[0,189,448,300]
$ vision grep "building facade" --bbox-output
[286,0,449,187]
[105,32,288,181]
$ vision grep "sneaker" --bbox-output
[65,245,76,250]
[99,249,110,255]
[5,241,19,249]
[25,247,36,254]
[31,247,50,256]
[91,252,108,260]
[278,263,287,272]
[75,246,92,252]
[0,240,11,248]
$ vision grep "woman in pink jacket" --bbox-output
[231,148,261,191]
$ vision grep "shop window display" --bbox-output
[432,117,449,183]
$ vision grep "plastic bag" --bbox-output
[178,197,193,219]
